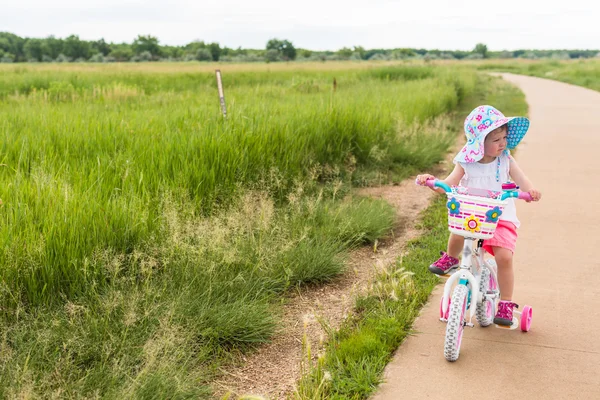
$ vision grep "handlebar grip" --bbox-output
[518,192,533,201]
[415,178,451,193]
[500,191,533,201]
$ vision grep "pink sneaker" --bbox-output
[428,251,460,275]
[494,300,519,326]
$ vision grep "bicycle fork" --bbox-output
[441,238,480,326]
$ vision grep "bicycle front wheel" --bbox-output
[444,284,469,362]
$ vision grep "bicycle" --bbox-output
[417,178,534,362]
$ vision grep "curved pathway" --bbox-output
[372,73,600,399]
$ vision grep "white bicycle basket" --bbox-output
[445,190,507,239]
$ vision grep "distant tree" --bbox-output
[364,49,386,60]
[439,52,456,60]
[451,50,470,60]
[299,49,312,58]
[132,35,160,57]
[41,36,64,59]
[63,35,90,60]
[133,51,153,62]
[466,53,484,60]
[266,39,282,51]
[551,51,570,60]
[162,47,184,59]
[266,38,296,60]
[196,48,212,61]
[352,46,366,59]
[91,39,111,56]
[392,48,416,59]
[568,50,588,59]
[350,52,362,60]
[55,53,70,63]
[369,53,389,61]
[337,47,353,59]
[519,51,537,59]
[265,49,280,62]
[473,43,488,58]
[0,32,25,61]
[108,47,133,62]
[89,53,105,62]
[24,38,44,61]
[185,40,206,53]
[209,42,221,61]
[280,40,296,60]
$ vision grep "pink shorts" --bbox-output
[482,220,518,255]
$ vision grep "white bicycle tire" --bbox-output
[444,284,469,362]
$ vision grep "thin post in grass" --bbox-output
[215,69,227,118]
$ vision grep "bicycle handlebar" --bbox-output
[414,178,452,193]
[416,178,533,202]
[500,190,533,202]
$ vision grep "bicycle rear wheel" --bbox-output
[476,267,497,327]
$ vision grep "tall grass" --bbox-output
[0,63,475,308]
[0,62,477,397]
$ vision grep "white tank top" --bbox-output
[457,152,520,228]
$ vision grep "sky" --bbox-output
[2,0,599,51]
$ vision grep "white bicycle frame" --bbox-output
[441,237,500,324]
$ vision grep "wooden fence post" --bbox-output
[215,69,227,118]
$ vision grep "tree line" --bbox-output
[1,32,598,63]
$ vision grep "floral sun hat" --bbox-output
[454,105,529,163]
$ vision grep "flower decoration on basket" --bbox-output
[464,215,481,233]
[447,197,461,215]
[485,206,503,223]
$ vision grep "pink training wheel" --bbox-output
[520,305,533,332]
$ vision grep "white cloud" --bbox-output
[2,0,598,50]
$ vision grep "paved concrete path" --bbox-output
[372,74,600,399]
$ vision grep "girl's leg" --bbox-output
[493,247,514,300]
[447,233,464,259]
[429,234,464,275]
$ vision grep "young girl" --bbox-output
[416,105,541,326]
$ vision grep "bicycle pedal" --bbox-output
[495,323,518,330]
[463,322,474,328]
[494,317,519,330]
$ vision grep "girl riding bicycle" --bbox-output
[416,105,541,326]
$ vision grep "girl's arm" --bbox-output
[416,163,465,194]
[509,156,542,201]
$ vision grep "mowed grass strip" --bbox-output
[475,58,600,92]
[0,63,477,398]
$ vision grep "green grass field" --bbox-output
[0,61,480,398]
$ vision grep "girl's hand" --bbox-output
[528,189,542,202]
[416,174,435,186]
